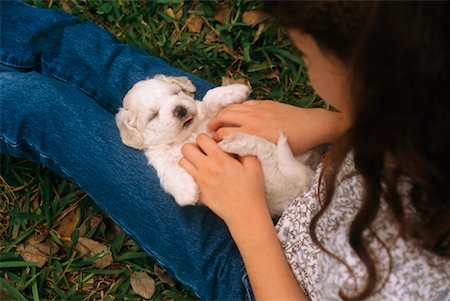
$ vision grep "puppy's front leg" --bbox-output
[148,154,199,206]
[158,165,199,206]
[201,84,251,116]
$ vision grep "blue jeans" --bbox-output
[0,1,252,300]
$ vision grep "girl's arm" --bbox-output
[208,100,351,156]
[227,200,308,300]
[180,135,307,300]
[180,104,349,299]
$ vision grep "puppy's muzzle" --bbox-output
[173,106,187,119]
[174,105,195,128]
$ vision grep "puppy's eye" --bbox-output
[147,112,158,122]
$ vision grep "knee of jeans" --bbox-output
[0,0,79,69]
[0,71,62,117]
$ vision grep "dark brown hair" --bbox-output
[264,1,449,300]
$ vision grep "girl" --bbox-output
[2,1,448,300]
[181,1,449,300]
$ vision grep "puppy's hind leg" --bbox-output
[218,132,275,158]
[276,133,314,186]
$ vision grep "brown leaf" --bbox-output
[214,3,230,25]
[242,10,268,26]
[154,263,176,286]
[105,223,123,243]
[59,0,72,13]
[27,233,46,244]
[264,69,280,79]
[16,244,48,268]
[175,8,184,20]
[16,234,59,268]
[204,29,219,44]
[56,207,81,238]
[186,14,204,33]
[78,214,102,237]
[252,22,266,44]
[221,76,249,86]
[130,271,155,299]
[75,237,113,268]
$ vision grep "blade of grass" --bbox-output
[0,261,38,268]
[0,277,28,301]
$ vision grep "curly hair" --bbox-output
[264,1,449,300]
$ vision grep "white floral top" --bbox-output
[276,153,450,301]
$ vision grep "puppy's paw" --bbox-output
[171,176,199,206]
[219,132,274,157]
[202,84,251,115]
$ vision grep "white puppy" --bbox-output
[116,75,318,216]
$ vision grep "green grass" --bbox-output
[1,0,317,299]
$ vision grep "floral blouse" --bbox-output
[276,153,450,301]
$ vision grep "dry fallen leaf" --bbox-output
[75,237,113,268]
[214,3,230,25]
[154,263,176,286]
[252,22,266,44]
[78,214,102,237]
[175,8,183,20]
[242,10,267,26]
[186,14,204,33]
[56,207,80,238]
[105,223,123,243]
[59,0,72,13]
[17,244,48,268]
[130,271,156,299]
[204,29,219,44]
[27,233,46,244]
[16,234,59,268]
[264,69,280,79]
[221,76,249,86]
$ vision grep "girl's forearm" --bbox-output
[290,108,351,155]
[227,206,308,300]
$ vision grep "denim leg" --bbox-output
[0,70,247,300]
[0,0,215,113]
[0,1,251,300]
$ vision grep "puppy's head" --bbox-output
[116,76,200,149]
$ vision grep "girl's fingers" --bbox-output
[196,134,226,158]
[242,100,263,105]
[213,127,240,142]
[207,105,246,132]
[181,143,206,168]
[179,157,197,176]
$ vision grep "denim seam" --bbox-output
[1,135,72,176]
[0,134,203,299]
[0,53,38,70]
[240,266,255,301]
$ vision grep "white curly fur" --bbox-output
[116,75,318,216]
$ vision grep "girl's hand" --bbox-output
[179,134,269,226]
[208,100,351,156]
[180,134,307,301]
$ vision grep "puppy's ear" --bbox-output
[153,75,196,96]
[115,108,145,150]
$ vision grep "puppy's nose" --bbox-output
[173,106,187,119]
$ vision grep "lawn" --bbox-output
[0,0,317,300]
